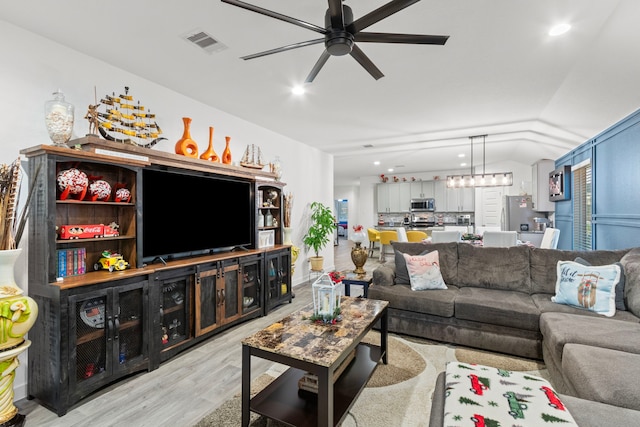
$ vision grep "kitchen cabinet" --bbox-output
[532,160,555,212]
[377,183,411,212]
[434,180,446,212]
[410,181,435,199]
[446,187,475,212]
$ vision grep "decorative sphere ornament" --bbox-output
[57,168,88,200]
[89,179,111,201]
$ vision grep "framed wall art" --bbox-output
[549,165,571,201]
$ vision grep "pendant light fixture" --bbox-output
[446,135,513,188]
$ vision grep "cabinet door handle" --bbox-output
[114,315,120,341]
[221,289,225,304]
[107,316,113,342]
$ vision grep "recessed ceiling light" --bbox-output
[374,161,380,166]
[460,162,467,167]
[549,23,571,36]
[291,85,305,95]
[458,153,465,158]
[387,168,394,172]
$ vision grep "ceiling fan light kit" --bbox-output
[221,0,449,82]
[446,135,514,188]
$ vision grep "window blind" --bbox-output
[572,162,592,250]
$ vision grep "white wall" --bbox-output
[0,20,333,401]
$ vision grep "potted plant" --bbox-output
[303,202,335,272]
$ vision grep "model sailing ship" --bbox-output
[240,144,265,169]
[86,86,167,148]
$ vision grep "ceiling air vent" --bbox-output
[182,29,227,54]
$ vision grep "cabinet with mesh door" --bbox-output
[65,277,148,415]
[264,247,292,314]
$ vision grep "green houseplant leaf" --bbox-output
[302,202,335,257]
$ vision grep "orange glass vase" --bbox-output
[175,117,199,157]
[200,126,220,162]
[222,136,232,164]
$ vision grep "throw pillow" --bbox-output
[394,249,430,285]
[552,260,621,317]
[402,251,447,291]
[574,257,627,311]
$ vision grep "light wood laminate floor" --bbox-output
[18,238,384,426]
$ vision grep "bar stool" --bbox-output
[367,228,380,257]
[378,230,398,262]
[406,230,428,242]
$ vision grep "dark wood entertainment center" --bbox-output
[21,137,292,416]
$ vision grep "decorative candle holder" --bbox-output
[311,273,343,323]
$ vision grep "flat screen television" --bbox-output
[141,167,254,263]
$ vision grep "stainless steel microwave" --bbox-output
[410,198,435,212]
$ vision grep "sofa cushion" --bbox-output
[539,312,640,369]
[620,248,640,318]
[391,241,458,285]
[456,243,531,292]
[531,294,639,322]
[367,283,459,317]
[530,248,628,294]
[575,257,626,311]
[455,287,540,331]
[403,251,447,290]
[552,260,620,317]
[394,248,429,285]
[562,343,640,411]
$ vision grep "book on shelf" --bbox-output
[57,248,86,278]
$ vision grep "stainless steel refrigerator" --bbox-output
[502,195,539,232]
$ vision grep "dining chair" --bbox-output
[367,228,381,257]
[406,230,428,242]
[378,230,398,262]
[540,228,561,249]
[431,230,461,243]
[482,231,518,247]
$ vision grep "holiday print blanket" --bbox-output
[443,362,578,426]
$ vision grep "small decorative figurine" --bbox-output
[94,250,129,272]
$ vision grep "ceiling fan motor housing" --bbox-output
[324,5,354,56]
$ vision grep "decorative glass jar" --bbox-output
[270,156,282,181]
[44,90,74,146]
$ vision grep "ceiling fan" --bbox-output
[221,0,449,82]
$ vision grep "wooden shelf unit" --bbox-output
[22,139,290,416]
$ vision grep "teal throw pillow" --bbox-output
[574,257,626,311]
[552,260,621,317]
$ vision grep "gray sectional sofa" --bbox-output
[368,241,640,423]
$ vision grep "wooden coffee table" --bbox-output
[241,296,388,427]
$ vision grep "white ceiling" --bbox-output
[3,0,640,185]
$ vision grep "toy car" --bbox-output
[94,250,129,272]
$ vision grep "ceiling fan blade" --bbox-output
[241,39,324,60]
[349,0,421,33]
[355,32,449,45]
[305,51,331,83]
[327,0,344,28]
[221,0,327,35]
[350,44,384,80]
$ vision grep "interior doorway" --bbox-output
[335,199,348,237]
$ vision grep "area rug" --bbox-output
[194,333,547,427]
